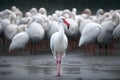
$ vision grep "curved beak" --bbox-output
[63,18,70,29]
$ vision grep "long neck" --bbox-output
[58,22,64,40]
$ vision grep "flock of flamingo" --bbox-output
[0,6,120,76]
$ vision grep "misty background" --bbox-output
[0,0,120,15]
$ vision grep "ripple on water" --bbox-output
[0,71,13,75]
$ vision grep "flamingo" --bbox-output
[81,8,92,19]
[79,22,101,46]
[79,19,93,34]
[0,19,10,51]
[29,8,38,17]
[11,6,23,19]
[0,10,17,51]
[92,9,104,23]
[47,20,59,39]
[64,17,79,38]
[27,22,45,54]
[78,22,101,56]
[50,16,70,76]
[97,12,120,55]
[9,31,29,52]
[4,24,19,40]
[39,7,47,16]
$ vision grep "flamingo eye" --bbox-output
[62,18,65,21]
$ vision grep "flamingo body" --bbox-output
[79,22,101,46]
[9,32,29,52]
[27,22,45,42]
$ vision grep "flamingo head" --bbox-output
[58,16,70,29]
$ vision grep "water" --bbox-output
[0,50,120,80]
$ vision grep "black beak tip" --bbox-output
[68,24,70,29]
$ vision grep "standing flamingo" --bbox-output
[27,22,45,54]
[50,16,70,76]
[97,12,120,55]
[78,22,101,56]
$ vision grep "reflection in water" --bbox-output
[25,65,53,75]
[25,65,40,74]
[54,77,83,80]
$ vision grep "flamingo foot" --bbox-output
[56,73,61,77]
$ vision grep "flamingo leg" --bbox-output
[38,43,41,51]
[56,52,62,77]
[3,38,6,52]
[105,45,108,56]
[30,42,33,54]
[109,43,114,55]
[99,45,102,56]
[92,44,95,56]
[45,41,49,49]
[87,44,90,56]
[84,45,86,56]
[34,42,37,54]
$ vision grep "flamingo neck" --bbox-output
[58,22,64,39]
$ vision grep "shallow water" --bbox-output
[0,50,120,80]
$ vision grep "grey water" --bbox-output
[0,50,120,80]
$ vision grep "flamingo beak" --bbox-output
[63,18,70,29]
[67,24,70,29]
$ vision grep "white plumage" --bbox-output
[50,16,69,76]
[27,22,45,42]
[9,32,29,52]
[79,22,101,46]
[5,24,18,40]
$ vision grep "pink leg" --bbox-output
[87,44,90,56]
[44,41,48,49]
[56,53,58,71]
[92,44,95,56]
[84,45,86,56]
[56,52,62,77]
[71,40,75,51]
[109,43,114,55]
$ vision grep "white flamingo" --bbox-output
[62,10,79,38]
[4,24,19,40]
[0,19,10,31]
[47,20,59,39]
[79,19,93,34]
[29,8,38,17]
[79,22,101,47]
[50,16,70,76]
[78,18,99,55]
[27,22,45,54]
[81,8,92,19]
[78,22,101,56]
[0,19,10,51]
[11,6,23,19]
[9,31,29,52]
[97,12,120,55]
[39,7,47,16]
